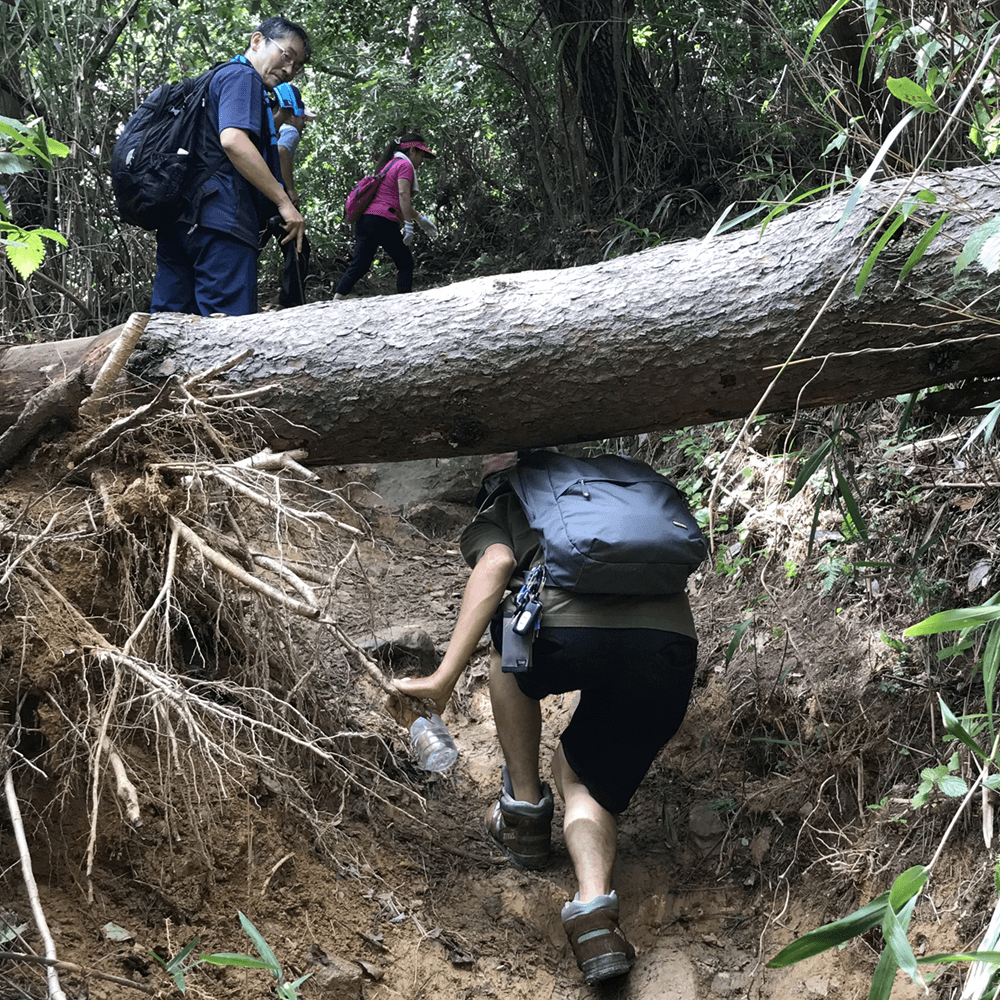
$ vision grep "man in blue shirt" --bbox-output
[151,17,310,317]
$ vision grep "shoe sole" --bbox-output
[581,952,635,984]
[496,841,550,870]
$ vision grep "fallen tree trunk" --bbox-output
[2,164,1000,465]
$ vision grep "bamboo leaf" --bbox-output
[897,212,949,285]
[904,605,1000,636]
[920,950,1000,964]
[725,617,755,666]
[882,890,923,987]
[238,911,281,975]
[888,866,929,910]
[767,893,890,967]
[938,697,989,761]
[834,462,868,540]
[199,953,274,969]
[855,213,906,296]
[868,941,900,1000]
[806,0,854,61]
[833,111,917,238]
[790,439,833,498]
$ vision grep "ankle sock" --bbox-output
[562,890,618,921]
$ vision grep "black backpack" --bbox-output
[506,452,707,595]
[111,64,229,231]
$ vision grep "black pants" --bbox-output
[335,213,413,295]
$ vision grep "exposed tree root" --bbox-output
[0,358,431,949]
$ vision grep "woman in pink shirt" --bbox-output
[334,132,436,298]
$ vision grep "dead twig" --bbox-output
[3,767,69,1000]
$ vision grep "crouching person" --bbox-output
[393,453,699,985]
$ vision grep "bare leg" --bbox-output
[488,649,542,804]
[552,743,616,902]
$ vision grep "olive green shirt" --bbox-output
[460,493,697,638]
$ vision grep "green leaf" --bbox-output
[767,892,889,967]
[806,0,853,61]
[938,697,989,762]
[855,213,906,296]
[897,212,949,285]
[886,76,939,113]
[938,775,969,797]
[790,438,833,498]
[905,605,1000,636]
[198,952,274,969]
[6,230,45,279]
[955,217,1000,278]
[238,911,281,976]
[0,151,33,176]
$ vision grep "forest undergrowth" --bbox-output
[2,374,1000,999]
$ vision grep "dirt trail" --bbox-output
[0,455,986,1000]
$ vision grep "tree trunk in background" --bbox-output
[540,0,659,186]
[2,165,999,466]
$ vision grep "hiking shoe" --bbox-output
[562,891,636,984]
[484,766,554,870]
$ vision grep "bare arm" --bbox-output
[397,176,419,223]
[278,145,298,208]
[393,543,516,715]
[220,126,304,251]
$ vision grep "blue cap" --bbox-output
[273,83,316,119]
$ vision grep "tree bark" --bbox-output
[2,164,1000,467]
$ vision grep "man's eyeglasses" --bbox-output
[268,38,300,75]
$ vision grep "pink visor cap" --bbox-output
[399,139,436,159]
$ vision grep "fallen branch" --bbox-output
[0,950,155,995]
[0,367,88,474]
[78,311,150,420]
[3,767,69,1000]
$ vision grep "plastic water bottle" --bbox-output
[409,714,458,772]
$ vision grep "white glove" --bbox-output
[402,221,415,247]
[417,214,438,238]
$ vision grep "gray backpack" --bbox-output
[507,452,707,595]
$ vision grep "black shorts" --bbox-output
[490,615,697,814]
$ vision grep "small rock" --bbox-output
[306,944,363,1000]
[688,802,726,855]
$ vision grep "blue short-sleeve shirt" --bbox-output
[180,60,280,248]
